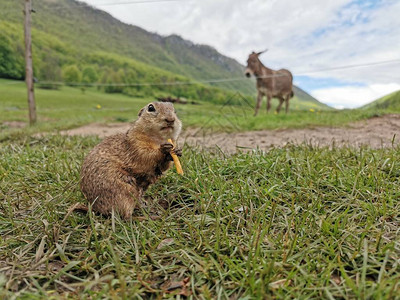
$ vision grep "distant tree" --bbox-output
[123,69,138,84]
[105,70,124,93]
[62,65,81,86]
[0,34,24,79]
[99,67,110,91]
[38,51,62,89]
[82,66,98,85]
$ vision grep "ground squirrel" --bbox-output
[79,102,182,220]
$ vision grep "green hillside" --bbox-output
[362,90,400,111]
[0,0,327,109]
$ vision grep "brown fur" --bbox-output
[79,102,182,220]
[245,51,294,116]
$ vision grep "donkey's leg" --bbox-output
[254,92,262,116]
[276,97,284,113]
[266,95,272,113]
[285,94,290,113]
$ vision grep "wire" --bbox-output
[0,81,26,85]
[298,58,400,75]
[0,0,190,13]
[33,74,313,87]
[35,78,245,87]
[26,58,400,87]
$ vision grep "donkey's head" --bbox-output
[245,50,268,78]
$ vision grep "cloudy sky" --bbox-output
[81,0,400,108]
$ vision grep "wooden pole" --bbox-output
[24,0,36,125]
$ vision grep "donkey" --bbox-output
[245,50,294,116]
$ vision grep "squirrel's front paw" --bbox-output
[172,148,182,157]
[160,143,174,154]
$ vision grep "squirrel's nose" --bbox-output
[165,117,175,123]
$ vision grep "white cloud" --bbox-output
[84,0,351,63]
[311,83,400,108]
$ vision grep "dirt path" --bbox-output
[61,114,400,153]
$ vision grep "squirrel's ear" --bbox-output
[138,107,145,117]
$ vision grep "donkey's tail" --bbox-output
[290,91,294,98]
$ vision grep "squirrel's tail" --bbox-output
[69,203,89,212]
[63,203,89,222]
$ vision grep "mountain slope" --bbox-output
[362,90,400,111]
[1,0,252,93]
[0,0,328,109]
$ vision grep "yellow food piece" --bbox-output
[167,139,184,175]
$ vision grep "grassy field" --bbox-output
[1,135,399,298]
[1,79,400,298]
[0,79,395,142]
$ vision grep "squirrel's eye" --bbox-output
[148,104,156,112]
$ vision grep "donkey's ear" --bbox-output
[257,49,268,56]
[138,107,145,117]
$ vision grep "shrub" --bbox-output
[62,65,81,85]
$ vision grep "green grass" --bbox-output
[1,135,399,298]
[0,79,395,142]
[0,79,151,140]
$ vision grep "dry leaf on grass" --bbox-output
[161,277,191,296]
[157,238,175,249]
[269,279,291,290]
